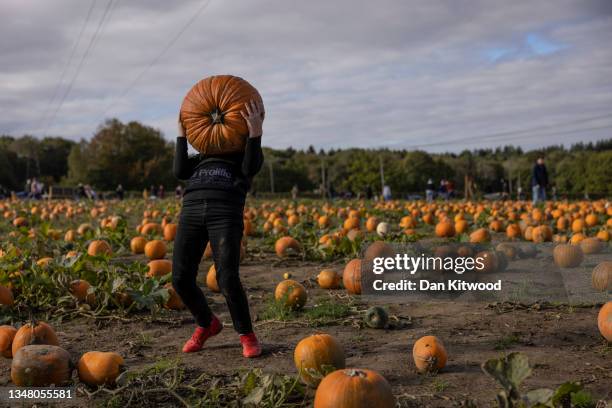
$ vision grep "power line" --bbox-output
[99,0,213,119]
[43,0,115,135]
[37,0,98,133]
[407,113,612,149]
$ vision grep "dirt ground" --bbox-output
[1,251,610,408]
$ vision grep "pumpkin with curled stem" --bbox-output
[314,368,395,408]
[180,75,264,154]
[11,345,72,387]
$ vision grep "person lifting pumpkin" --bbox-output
[172,75,264,357]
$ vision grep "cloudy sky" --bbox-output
[1,0,611,152]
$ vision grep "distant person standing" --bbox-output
[291,184,299,200]
[116,184,124,200]
[446,180,455,199]
[531,156,548,204]
[500,178,509,200]
[425,178,435,202]
[158,185,165,199]
[175,185,183,199]
[382,185,392,201]
[365,185,373,200]
[439,179,448,200]
[150,184,158,199]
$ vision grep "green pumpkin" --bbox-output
[364,306,389,329]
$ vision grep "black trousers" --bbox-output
[172,198,253,334]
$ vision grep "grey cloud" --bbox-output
[1,0,611,152]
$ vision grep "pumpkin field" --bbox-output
[0,197,610,407]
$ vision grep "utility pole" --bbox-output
[320,158,326,199]
[379,155,385,194]
[268,160,275,193]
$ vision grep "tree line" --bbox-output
[1,118,610,198]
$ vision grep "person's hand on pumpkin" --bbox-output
[241,99,264,138]
[178,115,186,138]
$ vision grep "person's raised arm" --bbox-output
[173,116,197,180]
[240,99,265,177]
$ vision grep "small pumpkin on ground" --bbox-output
[130,236,147,254]
[343,259,362,295]
[206,265,220,292]
[69,279,96,305]
[144,240,167,260]
[275,280,307,310]
[317,269,340,289]
[314,368,395,408]
[413,335,447,373]
[553,244,584,268]
[78,351,125,387]
[164,283,185,310]
[598,301,612,342]
[12,321,59,357]
[0,285,14,306]
[275,236,301,257]
[294,333,346,387]
[146,259,172,278]
[11,345,72,387]
[0,326,17,358]
[87,240,112,257]
[592,261,612,292]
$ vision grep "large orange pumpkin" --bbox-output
[11,345,72,387]
[294,333,346,387]
[180,75,263,154]
[314,368,395,408]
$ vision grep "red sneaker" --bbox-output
[182,316,222,353]
[240,332,262,358]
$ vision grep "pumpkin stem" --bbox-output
[346,369,367,378]
[210,108,224,124]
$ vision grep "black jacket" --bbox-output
[173,136,264,204]
[531,164,548,187]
